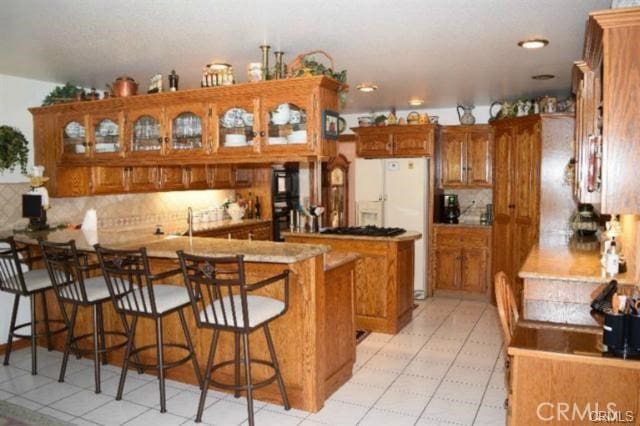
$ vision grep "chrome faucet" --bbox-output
[187,207,193,240]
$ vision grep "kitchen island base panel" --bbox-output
[31,255,356,412]
[284,233,417,334]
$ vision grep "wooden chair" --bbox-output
[177,251,290,426]
[494,271,518,406]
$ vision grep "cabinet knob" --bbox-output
[508,204,515,209]
[164,136,169,144]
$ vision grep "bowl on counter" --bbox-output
[357,117,373,127]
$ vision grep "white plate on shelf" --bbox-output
[225,134,247,146]
[95,143,118,153]
[268,137,287,145]
[287,130,307,144]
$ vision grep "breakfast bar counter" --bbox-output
[283,230,421,334]
[12,228,357,412]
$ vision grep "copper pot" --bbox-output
[111,76,138,97]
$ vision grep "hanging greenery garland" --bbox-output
[0,126,29,174]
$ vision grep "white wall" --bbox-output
[0,74,59,182]
[0,74,61,344]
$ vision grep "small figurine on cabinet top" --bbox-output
[148,73,163,94]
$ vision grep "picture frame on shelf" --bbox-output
[323,110,340,140]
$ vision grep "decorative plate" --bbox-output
[338,117,346,134]
[64,121,85,139]
[222,108,247,128]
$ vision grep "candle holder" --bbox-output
[260,45,271,80]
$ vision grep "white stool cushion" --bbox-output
[22,269,53,292]
[200,295,285,328]
[117,284,190,314]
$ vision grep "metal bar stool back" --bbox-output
[177,251,290,425]
[0,236,66,374]
[94,244,202,413]
[39,240,134,393]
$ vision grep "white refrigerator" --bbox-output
[354,158,429,298]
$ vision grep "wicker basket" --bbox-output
[287,50,335,78]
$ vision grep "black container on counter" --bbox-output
[603,311,640,358]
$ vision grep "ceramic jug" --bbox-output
[457,105,476,125]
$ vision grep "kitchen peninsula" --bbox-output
[283,230,421,333]
[12,227,358,412]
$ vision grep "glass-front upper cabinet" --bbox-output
[215,100,260,153]
[267,103,308,146]
[59,114,88,161]
[126,108,164,157]
[90,113,122,157]
[165,103,209,156]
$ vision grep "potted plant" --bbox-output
[0,126,29,174]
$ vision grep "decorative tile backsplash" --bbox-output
[443,188,493,223]
[0,182,233,232]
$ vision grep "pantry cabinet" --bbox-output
[30,76,340,197]
[571,8,640,213]
[353,124,436,158]
[439,125,492,188]
[433,225,490,294]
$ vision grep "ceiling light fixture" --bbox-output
[518,39,549,49]
[356,83,378,93]
[408,98,424,106]
[531,74,555,80]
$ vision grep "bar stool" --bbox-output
[0,236,67,375]
[94,244,202,413]
[177,251,290,425]
[39,240,139,394]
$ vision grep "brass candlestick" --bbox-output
[260,45,270,80]
[274,51,285,79]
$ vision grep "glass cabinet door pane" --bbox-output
[172,112,202,150]
[219,107,253,148]
[268,103,307,145]
[132,115,161,152]
[63,121,86,154]
[94,119,119,153]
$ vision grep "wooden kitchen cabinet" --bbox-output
[30,76,340,197]
[354,124,435,158]
[439,125,492,188]
[192,221,272,241]
[433,225,490,295]
[210,165,234,188]
[91,167,128,194]
[571,8,640,213]
[232,166,253,187]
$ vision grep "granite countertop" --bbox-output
[12,227,328,264]
[324,251,360,271]
[151,218,271,236]
[519,236,635,285]
[282,230,422,242]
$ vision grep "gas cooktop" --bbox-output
[321,225,406,237]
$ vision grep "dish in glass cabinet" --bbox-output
[222,108,248,128]
[243,113,254,127]
[64,121,85,139]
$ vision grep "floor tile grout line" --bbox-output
[469,333,503,425]
[349,298,463,425]
[414,300,490,425]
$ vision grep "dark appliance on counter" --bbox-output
[436,193,460,224]
[321,225,406,237]
[271,164,299,241]
[22,194,49,231]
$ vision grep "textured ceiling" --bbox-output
[0,0,611,112]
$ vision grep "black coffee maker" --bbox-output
[440,194,460,224]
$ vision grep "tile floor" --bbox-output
[0,296,507,425]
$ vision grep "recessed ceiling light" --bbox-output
[518,39,549,49]
[356,83,378,92]
[408,98,424,106]
[531,74,555,80]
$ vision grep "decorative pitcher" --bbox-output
[457,105,476,125]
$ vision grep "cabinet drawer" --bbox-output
[434,226,490,248]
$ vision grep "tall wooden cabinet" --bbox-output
[439,125,493,188]
[572,7,640,213]
[491,115,542,307]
